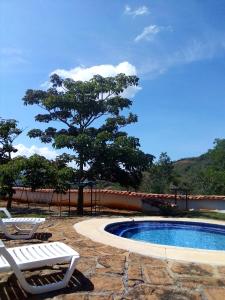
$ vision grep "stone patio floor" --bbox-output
[0,213,225,299]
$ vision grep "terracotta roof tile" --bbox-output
[13,187,225,201]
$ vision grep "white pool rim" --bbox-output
[74,216,225,265]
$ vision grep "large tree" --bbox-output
[0,118,22,164]
[148,152,175,194]
[0,157,25,209]
[21,154,55,192]
[0,118,23,209]
[23,73,153,214]
[52,154,76,194]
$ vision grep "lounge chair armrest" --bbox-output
[0,208,11,218]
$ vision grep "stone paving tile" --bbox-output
[97,245,128,256]
[89,274,124,292]
[52,294,88,300]
[202,287,225,300]
[218,266,225,276]
[128,253,167,268]
[127,263,144,287]
[0,216,224,300]
[88,295,113,300]
[96,255,126,275]
[218,277,225,286]
[154,288,202,300]
[143,267,174,285]
[119,284,202,300]
[178,277,220,289]
[169,262,214,276]
[76,257,97,276]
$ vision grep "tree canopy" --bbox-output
[0,118,23,208]
[140,152,177,194]
[0,156,25,209]
[21,154,55,192]
[0,118,22,164]
[23,73,153,214]
[174,139,225,195]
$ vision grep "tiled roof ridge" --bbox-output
[13,187,225,201]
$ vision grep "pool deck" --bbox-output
[0,214,225,299]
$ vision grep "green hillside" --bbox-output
[174,154,209,177]
[173,139,225,195]
[140,139,225,196]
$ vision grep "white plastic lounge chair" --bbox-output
[0,240,80,294]
[0,208,45,239]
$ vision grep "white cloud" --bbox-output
[50,61,141,98]
[13,144,58,160]
[124,5,149,16]
[135,25,160,42]
[134,25,172,42]
[122,85,142,98]
[0,47,27,68]
[52,61,137,80]
[180,39,215,63]
[139,38,222,78]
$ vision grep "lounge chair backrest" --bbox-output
[0,239,14,265]
[0,239,79,294]
[0,239,22,278]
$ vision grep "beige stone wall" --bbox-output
[12,188,143,210]
[12,187,225,211]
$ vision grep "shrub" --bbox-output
[150,199,179,216]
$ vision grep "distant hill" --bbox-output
[101,140,225,196]
[173,153,212,193]
[174,154,210,173]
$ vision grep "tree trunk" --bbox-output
[6,197,12,210]
[77,186,84,215]
[77,155,84,215]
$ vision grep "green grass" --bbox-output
[157,210,225,221]
[0,212,48,218]
[14,213,48,218]
[1,207,225,221]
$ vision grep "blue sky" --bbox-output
[1,0,225,161]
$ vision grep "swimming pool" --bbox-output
[105,221,225,251]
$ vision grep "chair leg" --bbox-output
[27,224,39,239]
[12,225,30,232]
[3,224,40,240]
[15,256,78,294]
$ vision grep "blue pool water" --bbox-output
[105,221,225,250]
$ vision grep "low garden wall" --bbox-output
[11,187,225,212]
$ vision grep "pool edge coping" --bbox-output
[74,216,225,266]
